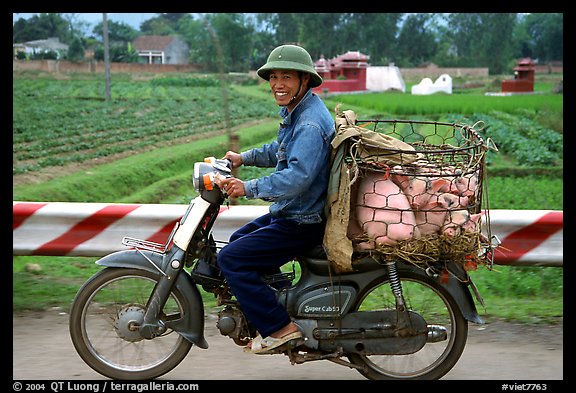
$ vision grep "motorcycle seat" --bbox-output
[301,243,327,259]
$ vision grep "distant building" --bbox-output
[366,64,406,93]
[313,51,369,93]
[132,35,189,65]
[312,51,408,94]
[13,37,69,59]
[411,74,452,95]
[501,58,536,93]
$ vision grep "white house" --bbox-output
[132,35,189,65]
[13,37,69,59]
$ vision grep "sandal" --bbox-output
[243,334,263,353]
[245,331,303,354]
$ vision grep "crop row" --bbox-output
[13,77,277,174]
[14,75,563,177]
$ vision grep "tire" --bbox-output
[69,268,193,380]
[347,269,468,380]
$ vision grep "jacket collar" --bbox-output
[279,89,313,126]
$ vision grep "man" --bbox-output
[217,44,336,354]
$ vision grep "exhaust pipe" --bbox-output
[427,325,448,342]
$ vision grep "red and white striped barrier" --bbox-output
[483,210,562,267]
[12,202,562,267]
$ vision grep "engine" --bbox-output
[216,305,255,346]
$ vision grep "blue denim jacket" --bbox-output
[241,89,336,224]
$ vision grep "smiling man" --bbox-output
[216,44,336,354]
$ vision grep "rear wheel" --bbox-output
[347,270,468,380]
[69,268,193,380]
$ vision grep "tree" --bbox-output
[396,13,438,67]
[206,13,256,72]
[93,44,139,63]
[92,20,140,43]
[66,36,85,62]
[140,14,178,35]
[13,12,563,73]
[256,13,300,47]
[521,13,563,62]
[62,13,91,43]
[297,13,342,61]
[13,13,70,43]
[442,13,517,74]
[176,16,210,66]
[336,13,403,66]
[477,13,517,74]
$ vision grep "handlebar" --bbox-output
[203,156,232,172]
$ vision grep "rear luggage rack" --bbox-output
[122,237,168,254]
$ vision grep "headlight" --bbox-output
[193,157,231,192]
[193,162,217,192]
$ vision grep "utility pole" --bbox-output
[204,18,239,204]
[102,13,111,101]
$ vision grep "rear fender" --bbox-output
[96,250,209,348]
[441,274,484,324]
[400,263,483,324]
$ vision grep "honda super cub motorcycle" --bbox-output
[69,157,490,380]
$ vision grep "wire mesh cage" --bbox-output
[344,119,496,271]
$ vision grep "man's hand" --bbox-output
[223,151,243,169]
[219,177,246,198]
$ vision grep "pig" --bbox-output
[442,211,482,237]
[354,170,419,249]
[452,172,479,204]
[415,193,469,236]
[390,166,451,210]
[437,168,479,201]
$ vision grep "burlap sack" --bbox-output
[323,106,422,272]
[332,106,421,167]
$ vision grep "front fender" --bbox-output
[96,249,209,349]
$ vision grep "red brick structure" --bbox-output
[313,51,369,94]
[501,58,536,93]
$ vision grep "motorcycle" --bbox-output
[69,156,492,380]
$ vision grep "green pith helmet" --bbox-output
[257,44,323,88]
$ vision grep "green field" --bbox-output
[13,71,563,324]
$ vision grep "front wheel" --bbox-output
[347,269,469,380]
[69,268,193,380]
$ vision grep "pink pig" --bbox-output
[354,171,419,249]
[415,193,469,236]
[447,171,479,206]
[442,211,482,237]
[454,172,478,195]
[391,167,451,210]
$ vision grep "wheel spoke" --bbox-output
[69,268,193,379]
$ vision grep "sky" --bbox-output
[12,13,160,32]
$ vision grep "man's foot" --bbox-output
[270,322,300,339]
[244,322,302,354]
[244,331,303,354]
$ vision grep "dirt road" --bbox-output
[13,309,563,381]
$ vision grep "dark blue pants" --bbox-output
[217,213,325,338]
